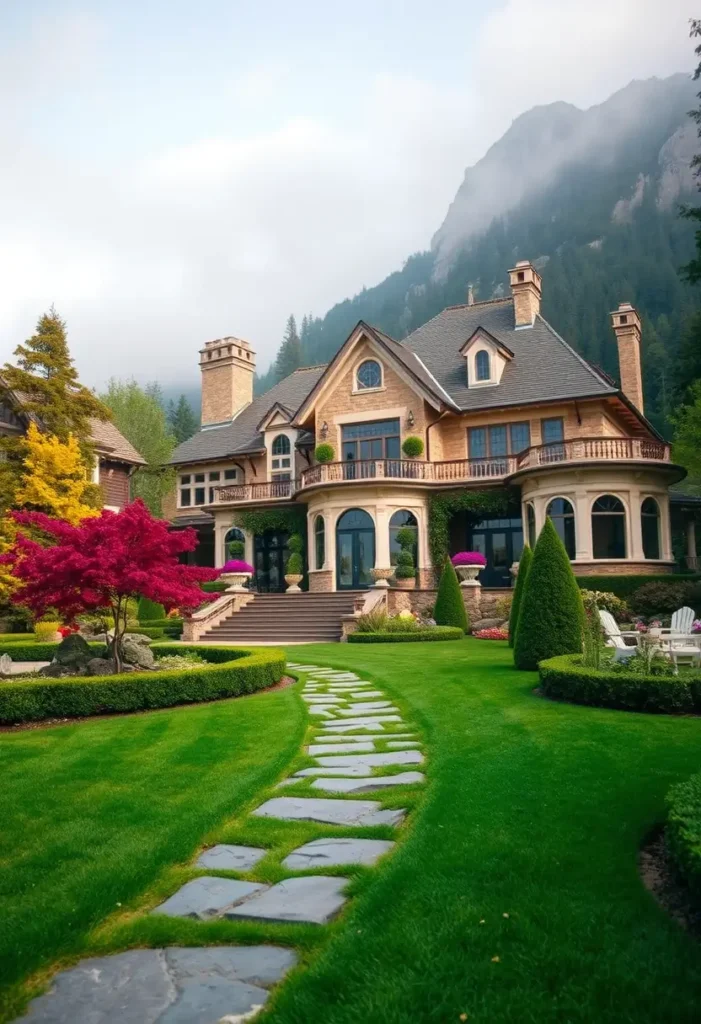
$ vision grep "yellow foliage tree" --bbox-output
[14,423,100,526]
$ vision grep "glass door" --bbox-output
[468,518,524,587]
[336,509,376,589]
[253,531,289,592]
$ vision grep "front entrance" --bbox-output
[336,509,375,590]
[254,531,289,593]
[469,517,524,588]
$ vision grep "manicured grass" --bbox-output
[262,639,701,1024]
[0,681,304,1022]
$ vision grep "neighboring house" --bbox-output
[171,260,697,590]
[0,383,145,512]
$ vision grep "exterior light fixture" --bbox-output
[407,410,415,428]
[320,421,328,439]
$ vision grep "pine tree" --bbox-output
[14,422,99,525]
[681,20,701,286]
[508,543,532,648]
[274,315,303,381]
[168,394,199,443]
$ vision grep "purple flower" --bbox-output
[693,619,701,634]
[220,559,254,574]
[451,551,487,567]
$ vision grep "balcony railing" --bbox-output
[213,479,296,504]
[513,436,671,472]
[299,457,516,490]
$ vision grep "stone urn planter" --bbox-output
[394,576,416,590]
[285,574,304,593]
[371,567,393,588]
[455,565,482,587]
[220,571,252,593]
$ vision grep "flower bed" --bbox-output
[348,627,464,644]
[0,644,285,724]
[666,771,701,902]
[538,653,701,714]
[473,628,509,640]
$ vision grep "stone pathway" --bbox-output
[16,661,425,1023]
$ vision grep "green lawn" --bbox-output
[3,639,701,1023]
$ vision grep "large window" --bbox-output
[546,497,576,559]
[641,497,661,560]
[179,467,237,508]
[541,418,564,443]
[468,421,530,460]
[475,350,491,382]
[389,509,418,567]
[356,360,382,390]
[271,434,292,481]
[342,419,400,463]
[315,515,325,570]
[592,494,627,559]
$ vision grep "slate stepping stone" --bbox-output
[303,697,345,704]
[282,837,395,869]
[225,876,348,925]
[336,707,400,717]
[316,723,385,734]
[252,796,404,827]
[294,765,373,777]
[308,708,337,718]
[308,741,376,755]
[152,876,266,920]
[312,734,376,743]
[348,690,384,698]
[332,715,402,725]
[385,741,421,749]
[310,771,426,794]
[315,727,384,737]
[195,844,266,871]
[315,750,423,768]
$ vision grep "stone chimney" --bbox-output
[467,283,475,306]
[199,336,256,426]
[508,261,542,327]
[610,303,643,413]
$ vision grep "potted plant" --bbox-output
[314,443,335,463]
[285,533,304,592]
[219,559,254,592]
[401,435,424,458]
[227,537,245,560]
[394,525,417,590]
[451,551,487,587]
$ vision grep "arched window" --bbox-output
[356,359,382,390]
[272,434,290,456]
[224,527,245,560]
[641,497,661,560]
[592,495,627,559]
[336,508,375,590]
[389,509,418,567]
[314,515,325,570]
[546,497,576,559]
[526,503,536,549]
[475,350,490,382]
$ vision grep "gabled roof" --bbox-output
[459,327,514,359]
[171,364,327,466]
[89,418,146,465]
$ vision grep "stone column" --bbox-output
[326,510,337,589]
[687,518,697,567]
[628,488,645,561]
[574,489,590,561]
[306,510,315,569]
[374,505,391,570]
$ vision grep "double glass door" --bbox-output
[469,518,524,588]
[336,509,375,589]
[254,531,289,593]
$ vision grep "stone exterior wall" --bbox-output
[200,340,255,425]
[572,561,674,576]
[308,569,334,592]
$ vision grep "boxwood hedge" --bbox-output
[0,633,35,643]
[0,641,108,662]
[0,644,285,724]
[573,574,701,599]
[539,653,701,714]
[348,627,464,643]
[666,771,701,901]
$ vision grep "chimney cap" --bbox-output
[610,303,641,330]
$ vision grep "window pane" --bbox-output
[385,436,400,459]
[180,474,191,484]
[526,504,536,548]
[272,434,291,455]
[194,473,205,483]
[194,487,206,505]
[180,488,191,507]
[489,425,507,457]
[592,501,627,559]
[342,419,400,441]
[315,517,325,570]
[469,428,487,459]
[641,498,660,559]
[509,422,530,453]
[209,471,220,481]
[224,468,237,480]
[208,487,215,504]
[356,360,382,389]
[475,350,490,381]
[542,418,564,443]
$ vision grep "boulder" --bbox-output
[120,635,156,670]
[54,633,93,667]
[471,617,504,632]
[86,658,117,676]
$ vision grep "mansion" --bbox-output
[170,261,696,592]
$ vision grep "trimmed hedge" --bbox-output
[0,633,35,643]
[137,596,166,622]
[0,641,107,662]
[666,772,701,901]
[434,558,468,632]
[202,580,229,594]
[539,653,701,714]
[0,644,285,724]
[138,618,184,629]
[508,543,532,648]
[573,574,701,599]
[348,627,464,643]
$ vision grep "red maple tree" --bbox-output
[3,500,218,670]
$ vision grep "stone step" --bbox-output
[252,796,405,827]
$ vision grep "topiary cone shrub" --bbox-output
[434,558,468,633]
[513,517,584,671]
[508,543,532,648]
[138,596,166,623]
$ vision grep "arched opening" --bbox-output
[475,350,490,382]
[546,497,576,559]
[389,509,418,570]
[271,434,290,455]
[224,527,245,561]
[526,503,536,549]
[641,497,661,560]
[356,359,382,390]
[314,515,326,570]
[336,508,375,589]
[592,495,627,559]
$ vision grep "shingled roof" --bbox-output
[89,418,146,465]
[171,364,327,466]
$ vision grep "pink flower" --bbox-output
[451,551,487,567]
[220,559,254,574]
[474,627,509,640]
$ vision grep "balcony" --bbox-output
[299,457,516,490]
[212,479,296,505]
[511,436,671,474]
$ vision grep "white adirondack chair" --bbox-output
[670,606,695,636]
[598,610,639,662]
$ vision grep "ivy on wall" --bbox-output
[234,507,306,543]
[428,488,514,568]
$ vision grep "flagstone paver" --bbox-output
[315,750,423,768]
[195,844,267,872]
[336,706,400,717]
[225,876,348,925]
[316,724,385,734]
[152,877,265,920]
[294,765,374,777]
[309,771,426,794]
[307,741,376,755]
[329,715,402,725]
[386,741,421,749]
[252,796,405,827]
[282,838,395,870]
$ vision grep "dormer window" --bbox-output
[475,350,491,382]
[271,433,292,480]
[356,359,382,391]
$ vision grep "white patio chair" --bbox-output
[598,610,638,662]
[670,606,695,636]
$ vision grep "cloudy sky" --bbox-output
[0,0,694,389]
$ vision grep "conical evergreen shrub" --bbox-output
[508,543,532,647]
[513,517,584,670]
[434,558,469,633]
[137,596,166,622]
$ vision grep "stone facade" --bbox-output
[200,337,255,425]
[611,304,644,413]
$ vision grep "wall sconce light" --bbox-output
[407,410,415,429]
[320,421,328,439]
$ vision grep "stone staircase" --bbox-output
[201,591,362,644]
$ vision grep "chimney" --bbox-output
[467,283,475,306]
[199,336,256,426]
[610,303,643,413]
[508,260,542,327]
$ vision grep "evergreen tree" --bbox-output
[508,543,532,648]
[274,315,302,381]
[681,20,701,286]
[672,380,701,492]
[434,558,469,632]
[168,394,199,443]
[15,422,99,524]
[100,379,176,517]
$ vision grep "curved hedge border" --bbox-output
[0,641,107,662]
[666,772,701,901]
[539,654,701,714]
[348,627,463,644]
[0,644,285,724]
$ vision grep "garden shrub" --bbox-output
[666,771,701,902]
[629,582,691,617]
[0,633,34,643]
[580,589,629,621]
[573,574,701,600]
[227,538,245,559]
[356,608,389,632]
[201,581,229,594]
[34,622,60,642]
[0,644,285,724]
[494,594,512,620]
[314,442,335,463]
[401,435,424,458]
[348,627,463,643]
[0,641,107,662]
[514,518,584,671]
[508,543,532,648]
[137,596,166,622]
[434,558,468,633]
[538,653,701,714]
